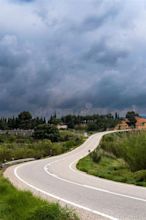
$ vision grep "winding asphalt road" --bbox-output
[4,131,146,220]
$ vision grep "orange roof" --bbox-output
[135,117,146,125]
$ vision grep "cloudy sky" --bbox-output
[0,0,146,116]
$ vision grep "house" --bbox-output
[57,124,68,130]
[115,117,146,130]
[135,117,146,129]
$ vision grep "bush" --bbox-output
[63,138,82,151]
[0,148,12,162]
[134,170,146,182]
[28,204,61,220]
[33,124,60,142]
[0,131,84,163]
[90,149,102,163]
[27,204,78,220]
[100,131,146,171]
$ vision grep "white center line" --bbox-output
[44,158,146,203]
[14,163,118,220]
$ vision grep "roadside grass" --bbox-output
[101,131,146,171]
[77,131,146,187]
[0,130,83,220]
[0,171,79,220]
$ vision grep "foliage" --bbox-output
[0,173,79,220]
[77,131,146,186]
[0,132,84,163]
[0,111,121,131]
[48,113,61,125]
[61,114,120,130]
[33,124,60,142]
[77,154,146,186]
[0,111,46,130]
[100,131,146,171]
[28,204,78,220]
[63,138,83,151]
[126,111,139,128]
[18,111,32,121]
[90,149,102,163]
[17,111,32,129]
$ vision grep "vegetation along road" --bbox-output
[4,131,146,220]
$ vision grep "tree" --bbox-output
[126,111,138,128]
[17,111,32,129]
[33,124,60,142]
[0,118,8,130]
[49,113,61,125]
[115,112,119,119]
[61,115,75,128]
[18,111,32,121]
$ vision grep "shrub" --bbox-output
[0,148,12,162]
[27,204,78,220]
[0,131,83,163]
[100,131,146,171]
[33,124,60,142]
[134,170,146,182]
[91,149,102,163]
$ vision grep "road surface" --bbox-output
[4,131,146,220]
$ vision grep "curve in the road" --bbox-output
[43,157,146,203]
[4,131,146,220]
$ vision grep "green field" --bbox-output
[77,131,146,186]
[0,171,78,220]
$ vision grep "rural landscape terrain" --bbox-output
[1,0,146,219]
[0,111,146,219]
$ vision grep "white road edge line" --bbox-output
[12,130,144,220]
[14,164,118,220]
[44,158,146,203]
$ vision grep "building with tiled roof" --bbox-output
[135,117,146,129]
[115,117,146,130]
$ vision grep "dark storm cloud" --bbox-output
[77,4,120,33]
[83,42,128,66]
[0,0,146,116]
[12,0,35,3]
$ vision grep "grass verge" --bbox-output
[77,131,146,187]
[0,171,79,220]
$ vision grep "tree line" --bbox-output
[0,111,121,131]
[49,112,120,131]
[1,110,140,131]
[0,111,46,130]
